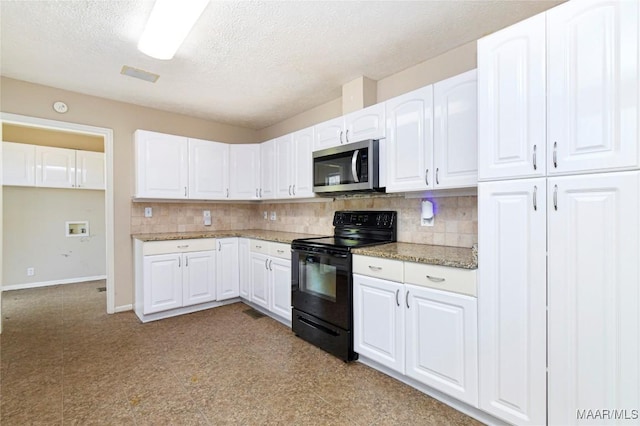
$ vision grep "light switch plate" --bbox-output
[203,210,212,226]
[263,211,268,220]
[144,207,153,218]
[270,211,277,221]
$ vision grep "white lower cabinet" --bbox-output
[353,255,478,408]
[182,251,217,306]
[405,285,478,407]
[216,238,240,301]
[249,240,292,322]
[238,238,251,299]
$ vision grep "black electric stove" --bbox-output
[290,211,397,361]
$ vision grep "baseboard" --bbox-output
[2,275,107,291]
[114,304,133,313]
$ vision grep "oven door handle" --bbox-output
[351,149,360,183]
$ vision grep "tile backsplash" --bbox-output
[131,195,477,248]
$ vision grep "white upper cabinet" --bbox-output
[547,171,640,425]
[385,85,434,192]
[75,150,105,190]
[477,13,546,181]
[433,69,478,189]
[547,0,640,175]
[260,139,276,200]
[2,141,35,186]
[36,145,77,189]
[314,104,386,151]
[135,130,189,199]
[291,127,314,198]
[189,138,229,200]
[478,179,547,426]
[275,128,314,199]
[229,144,260,200]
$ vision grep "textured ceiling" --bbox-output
[1,0,561,130]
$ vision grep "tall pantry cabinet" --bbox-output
[477,1,640,425]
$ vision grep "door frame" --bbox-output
[1,112,116,314]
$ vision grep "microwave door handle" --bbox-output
[351,149,360,183]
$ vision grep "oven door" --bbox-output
[291,247,351,330]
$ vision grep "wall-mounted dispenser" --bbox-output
[421,200,434,227]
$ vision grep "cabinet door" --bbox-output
[238,239,251,300]
[433,69,478,189]
[405,285,478,407]
[477,179,547,425]
[345,103,386,143]
[477,13,546,181]
[229,144,260,200]
[385,85,433,192]
[291,127,314,198]
[314,116,344,151]
[183,250,216,306]
[189,138,229,200]
[275,134,293,198]
[260,139,276,200]
[75,151,105,190]
[35,146,76,188]
[2,142,35,186]
[249,252,270,310]
[270,257,292,321]
[135,130,188,199]
[548,172,640,425]
[548,0,639,175]
[353,274,404,373]
[216,238,239,301]
[143,253,182,314]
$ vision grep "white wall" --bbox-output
[3,186,106,287]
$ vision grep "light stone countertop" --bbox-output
[352,242,478,270]
[131,229,324,244]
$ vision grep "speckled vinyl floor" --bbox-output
[0,281,482,425]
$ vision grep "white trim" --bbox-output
[0,112,116,314]
[115,304,133,313]
[135,298,240,323]
[2,275,108,291]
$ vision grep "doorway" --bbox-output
[1,113,115,322]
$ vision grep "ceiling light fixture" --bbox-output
[137,0,209,60]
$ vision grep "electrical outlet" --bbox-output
[144,207,153,218]
[27,267,35,276]
[270,211,277,221]
[263,211,268,220]
[203,210,211,226]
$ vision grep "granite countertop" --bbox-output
[352,242,478,270]
[131,229,324,244]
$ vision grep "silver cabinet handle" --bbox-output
[339,130,344,144]
[345,129,349,143]
[288,185,292,196]
[265,259,269,270]
[553,142,558,169]
[351,149,360,183]
[425,169,429,186]
[178,257,181,267]
[553,184,558,211]
[368,265,382,271]
[259,188,262,198]
[292,184,296,195]
[426,275,445,283]
[435,168,439,185]
[184,187,187,197]
[405,291,410,309]
[185,257,188,267]
[533,185,538,211]
[277,249,285,254]
[218,241,221,251]
[268,259,273,271]
[395,289,400,307]
[255,245,262,249]
[533,145,537,170]
[226,188,229,198]
[177,245,189,248]
[256,188,258,198]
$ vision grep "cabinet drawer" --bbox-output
[143,239,215,255]
[353,255,403,282]
[404,262,477,297]
[250,239,270,254]
[269,242,291,260]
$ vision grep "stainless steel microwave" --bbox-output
[313,139,385,194]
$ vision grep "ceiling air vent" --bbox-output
[120,65,159,83]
